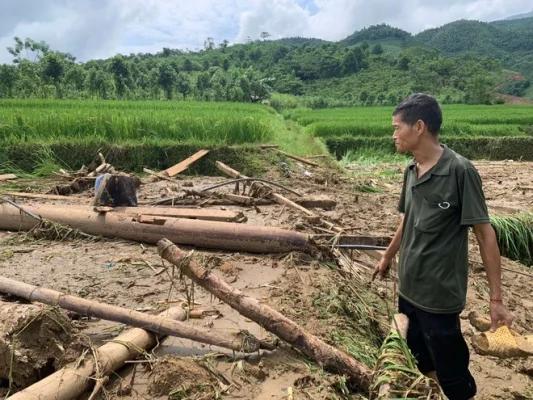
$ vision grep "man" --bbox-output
[374,93,513,400]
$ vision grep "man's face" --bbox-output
[392,114,419,153]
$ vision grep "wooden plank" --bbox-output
[1,192,73,201]
[277,150,320,167]
[143,168,181,183]
[68,204,248,223]
[0,174,17,181]
[165,149,210,177]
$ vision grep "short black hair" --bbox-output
[393,93,443,135]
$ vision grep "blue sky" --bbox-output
[0,0,531,63]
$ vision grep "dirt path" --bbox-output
[0,160,532,399]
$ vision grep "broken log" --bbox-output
[0,174,17,181]
[0,276,262,353]
[277,150,320,168]
[0,203,308,253]
[10,308,187,400]
[165,149,209,177]
[0,301,73,390]
[296,196,336,210]
[158,239,372,390]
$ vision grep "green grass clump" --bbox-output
[491,213,533,267]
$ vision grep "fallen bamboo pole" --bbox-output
[0,203,311,254]
[0,276,262,353]
[10,307,187,400]
[277,150,320,167]
[158,239,373,390]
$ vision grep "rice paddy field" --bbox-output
[0,99,328,175]
[0,99,276,145]
[284,104,533,138]
[282,104,533,161]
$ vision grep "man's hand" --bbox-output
[489,301,514,332]
[373,256,391,281]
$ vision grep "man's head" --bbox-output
[392,93,442,153]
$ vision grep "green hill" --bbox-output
[1,15,532,105]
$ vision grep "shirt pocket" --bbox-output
[415,198,455,233]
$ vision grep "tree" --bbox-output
[41,53,65,98]
[7,37,50,63]
[176,72,191,98]
[204,37,215,51]
[371,44,384,55]
[157,63,177,100]
[219,39,229,53]
[222,58,231,71]
[260,32,271,40]
[0,65,18,97]
[108,55,131,98]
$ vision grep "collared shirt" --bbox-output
[398,145,490,314]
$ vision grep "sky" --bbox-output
[0,0,531,63]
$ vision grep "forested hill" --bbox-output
[0,15,532,106]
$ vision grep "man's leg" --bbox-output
[415,307,477,400]
[398,297,435,375]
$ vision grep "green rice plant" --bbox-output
[491,213,533,267]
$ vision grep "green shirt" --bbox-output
[398,145,490,314]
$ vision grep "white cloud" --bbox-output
[0,0,530,63]
[236,0,532,42]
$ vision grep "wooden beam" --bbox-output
[165,149,210,177]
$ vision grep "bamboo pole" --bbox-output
[277,150,320,167]
[9,308,187,400]
[158,239,373,390]
[0,203,312,254]
[0,276,262,353]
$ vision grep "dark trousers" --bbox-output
[399,296,477,400]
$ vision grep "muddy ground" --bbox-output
[0,159,532,399]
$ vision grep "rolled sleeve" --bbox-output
[459,167,490,226]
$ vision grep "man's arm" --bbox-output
[473,223,514,331]
[374,216,403,280]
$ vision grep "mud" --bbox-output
[0,160,532,399]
